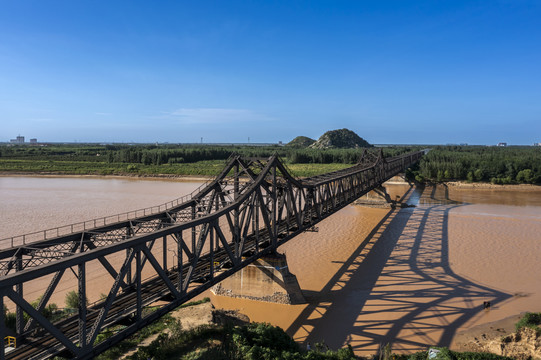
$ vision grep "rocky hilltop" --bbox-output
[309,128,372,149]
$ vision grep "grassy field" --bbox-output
[0,143,417,178]
[0,158,351,178]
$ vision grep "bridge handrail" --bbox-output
[0,178,215,249]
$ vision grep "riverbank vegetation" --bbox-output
[87,317,513,360]
[515,312,541,335]
[66,319,512,360]
[8,296,530,359]
[1,143,540,184]
[105,321,357,360]
[93,309,526,360]
[411,145,541,185]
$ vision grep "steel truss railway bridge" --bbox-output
[0,149,423,360]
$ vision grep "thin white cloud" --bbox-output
[169,108,269,124]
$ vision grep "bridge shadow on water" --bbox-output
[286,184,513,355]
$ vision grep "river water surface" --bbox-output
[1,176,540,355]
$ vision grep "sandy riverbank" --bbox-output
[453,312,541,359]
[446,180,541,191]
[452,312,523,350]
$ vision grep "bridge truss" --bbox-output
[0,149,423,359]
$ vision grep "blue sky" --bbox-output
[1,1,540,145]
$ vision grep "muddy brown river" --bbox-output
[1,176,540,355]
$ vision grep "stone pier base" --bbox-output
[354,175,414,208]
[211,253,305,304]
[354,185,394,208]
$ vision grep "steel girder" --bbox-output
[0,150,423,360]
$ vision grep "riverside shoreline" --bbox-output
[3,171,540,190]
[452,312,523,350]
[446,180,541,191]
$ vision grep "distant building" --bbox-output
[9,135,24,144]
[497,142,507,147]
[30,138,37,144]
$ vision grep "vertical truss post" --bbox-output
[299,188,303,225]
[136,247,142,321]
[214,194,220,254]
[209,222,214,278]
[191,205,196,256]
[162,235,167,271]
[78,262,87,350]
[306,188,314,225]
[15,253,23,339]
[234,160,239,199]
[234,162,240,257]
[349,176,354,201]
[252,195,258,253]
[177,232,183,294]
[272,164,277,246]
[126,248,132,286]
[285,188,291,234]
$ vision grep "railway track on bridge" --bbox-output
[0,149,423,359]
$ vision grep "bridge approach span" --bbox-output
[0,149,423,359]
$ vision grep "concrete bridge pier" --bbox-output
[211,252,305,304]
[355,185,396,208]
[354,174,413,208]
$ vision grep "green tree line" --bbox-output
[2,143,540,184]
[412,146,541,184]
[0,144,419,166]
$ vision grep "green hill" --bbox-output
[287,136,316,147]
[310,128,372,149]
